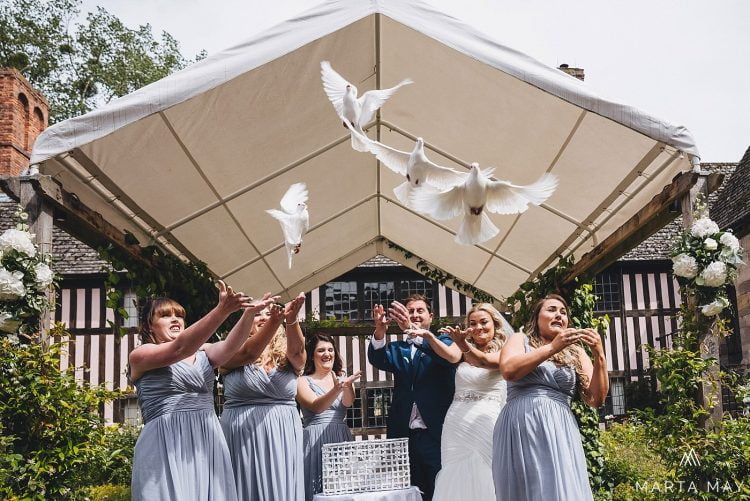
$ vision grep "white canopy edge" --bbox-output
[31,0,699,165]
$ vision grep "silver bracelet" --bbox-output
[286,319,298,326]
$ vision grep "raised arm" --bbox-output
[284,293,307,372]
[500,329,581,381]
[576,328,609,408]
[129,281,252,380]
[439,326,500,369]
[368,304,399,372]
[203,293,278,367]
[222,304,284,370]
[406,327,461,364]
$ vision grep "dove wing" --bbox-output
[423,159,467,190]
[301,208,310,233]
[485,173,559,214]
[321,61,357,117]
[364,139,410,176]
[410,184,465,221]
[279,183,308,214]
[266,209,296,244]
[357,78,413,127]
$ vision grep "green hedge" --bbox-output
[0,336,136,499]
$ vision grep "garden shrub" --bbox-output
[81,484,131,501]
[599,422,668,491]
[86,424,139,487]
[0,335,119,499]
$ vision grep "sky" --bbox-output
[78,0,750,163]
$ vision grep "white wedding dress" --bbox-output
[433,362,507,501]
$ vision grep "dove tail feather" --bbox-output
[456,212,499,245]
[392,182,413,206]
[350,130,370,153]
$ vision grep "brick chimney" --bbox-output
[0,68,48,176]
[558,63,585,82]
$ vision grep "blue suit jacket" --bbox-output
[368,334,457,442]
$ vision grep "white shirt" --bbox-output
[370,336,428,430]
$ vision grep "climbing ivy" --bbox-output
[385,239,496,303]
[97,241,233,337]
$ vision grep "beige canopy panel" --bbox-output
[30,0,699,301]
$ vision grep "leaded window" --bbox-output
[325,281,359,320]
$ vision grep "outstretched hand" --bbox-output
[285,292,305,323]
[438,325,477,345]
[268,303,285,322]
[388,301,412,331]
[438,326,482,352]
[245,292,280,316]
[341,371,362,388]
[372,304,389,329]
[217,280,254,314]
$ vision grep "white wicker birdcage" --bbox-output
[321,438,410,495]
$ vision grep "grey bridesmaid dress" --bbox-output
[301,376,354,501]
[130,350,238,501]
[221,364,304,501]
[492,334,594,501]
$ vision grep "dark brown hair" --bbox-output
[403,293,432,314]
[138,297,186,344]
[303,333,343,376]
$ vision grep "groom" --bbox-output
[368,294,457,501]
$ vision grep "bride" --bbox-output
[432,303,512,501]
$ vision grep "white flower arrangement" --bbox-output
[0,206,58,338]
[700,297,730,317]
[0,267,26,299]
[34,262,54,288]
[695,261,728,288]
[0,228,37,257]
[671,198,745,319]
[672,254,699,279]
[703,238,718,251]
[690,217,720,238]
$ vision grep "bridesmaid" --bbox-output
[297,334,362,500]
[129,282,275,501]
[492,294,609,501]
[221,293,307,501]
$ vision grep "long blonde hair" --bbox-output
[465,303,512,352]
[256,326,294,373]
[525,294,589,394]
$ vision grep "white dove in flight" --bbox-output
[320,60,413,152]
[352,130,466,206]
[410,163,559,245]
[266,183,310,269]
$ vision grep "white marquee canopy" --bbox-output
[30,0,699,301]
